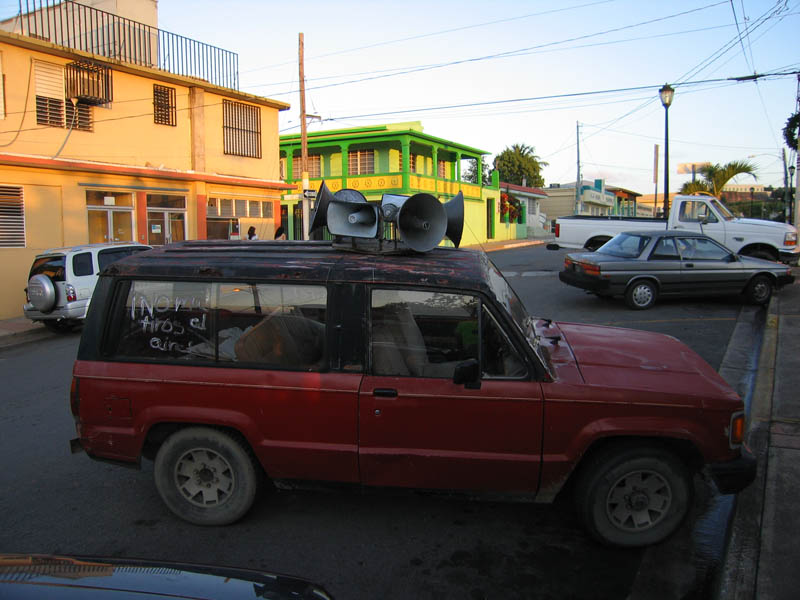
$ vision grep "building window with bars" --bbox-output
[35,61,91,131]
[153,84,176,126]
[292,154,321,178]
[438,160,447,178]
[0,186,25,247]
[223,99,261,158]
[348,149,374,175]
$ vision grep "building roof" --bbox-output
[500,182,548,198]
[280,122,490,156]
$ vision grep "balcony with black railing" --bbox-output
[2,0,239,90]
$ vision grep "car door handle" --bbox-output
[684,263,694,268]
[373,388,398,398]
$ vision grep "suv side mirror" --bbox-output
[453,358,481,389]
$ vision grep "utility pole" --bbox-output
[794,74,800,228]
[574,121,581,215]
[298,33,310,239]
[782,149,790,222]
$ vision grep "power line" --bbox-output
[241,0,619,73]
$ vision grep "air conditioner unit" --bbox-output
[65,61,113,105]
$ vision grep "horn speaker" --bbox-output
[388,193,447,253]
[443,191,464,248]
[327,188,379,238]
[308,181,334,235]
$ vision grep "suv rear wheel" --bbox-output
[154,427,262,525]
[574,445,692,547]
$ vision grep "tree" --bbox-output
[463,160,492,185]
[783,111,799,151]
[493,143,548,187]
[678,160,757,197]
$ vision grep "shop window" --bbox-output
[86,191,133,244]
[223,99,261,158]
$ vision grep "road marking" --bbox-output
[502,271,556,278]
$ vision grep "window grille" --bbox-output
[65,60,113,105]
[262,202,273,218]
[0,186,25,247]
[235,199,247,216]
[219,198,233,217]
[153,85,176,126]
[248,201,261,217]
[223,99,261,158]
[348,149,374,175]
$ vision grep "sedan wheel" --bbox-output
[745,274,773,305]
[625,280,657,310]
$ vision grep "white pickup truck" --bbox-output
[548,195,799,265]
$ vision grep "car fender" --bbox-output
[537,415,712,502]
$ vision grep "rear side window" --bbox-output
[113,281,327,370]
[72,252,94,276]
[29,256,66,281]
[98,246,149,272]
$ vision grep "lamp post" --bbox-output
[659,84,675,217]
[750,187,755,218]
[789,165,796,224]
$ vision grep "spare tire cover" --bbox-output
[28,274,57,312]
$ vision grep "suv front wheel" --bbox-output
[154,427,262,526]
[574,445,692,547]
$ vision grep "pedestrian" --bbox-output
[247,226,258,240]
[274,226,286,240]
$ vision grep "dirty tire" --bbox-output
[625,280,657,310]
[574,446,691,547]
[154,427,261,526]
[744,274,773,305]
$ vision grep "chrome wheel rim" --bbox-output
[632,284,653,307]
[605,470,672,532]
[174,448,235,508]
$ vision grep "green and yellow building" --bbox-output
[280,122,525,246]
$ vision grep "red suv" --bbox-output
[70,240,754,547]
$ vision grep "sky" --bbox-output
[8,0,799,194]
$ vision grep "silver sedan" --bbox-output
[559,230,795,309]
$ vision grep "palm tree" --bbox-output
[679,160,757,197]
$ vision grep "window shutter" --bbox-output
[0,186,25,247]
[35,61,64,99]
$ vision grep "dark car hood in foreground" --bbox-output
[0,555,333,599]
[552,322,741,407]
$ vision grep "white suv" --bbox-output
[23,242,151,332]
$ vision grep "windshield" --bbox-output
[596,233,651,258]
[710,199,735,221]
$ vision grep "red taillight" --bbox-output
[581,262,601,277]
[564,257,572,269]
[65,284,77,303]
[554,223,560,238]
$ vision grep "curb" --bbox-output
[465,239,551,252]
[716,294,779,599]
[0,324,52,350]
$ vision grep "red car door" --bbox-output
[358,289,543,492]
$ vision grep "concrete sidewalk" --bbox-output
[0,316,51,349]
[719,274,800,599]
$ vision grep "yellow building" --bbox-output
[0,1,290,318]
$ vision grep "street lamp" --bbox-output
[789,165,796,224]
[750,187,755,218]
[659,84,675,217]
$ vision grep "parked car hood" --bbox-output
[0,555,333,599]
[550,321,740,407]
[729,217,796,235]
